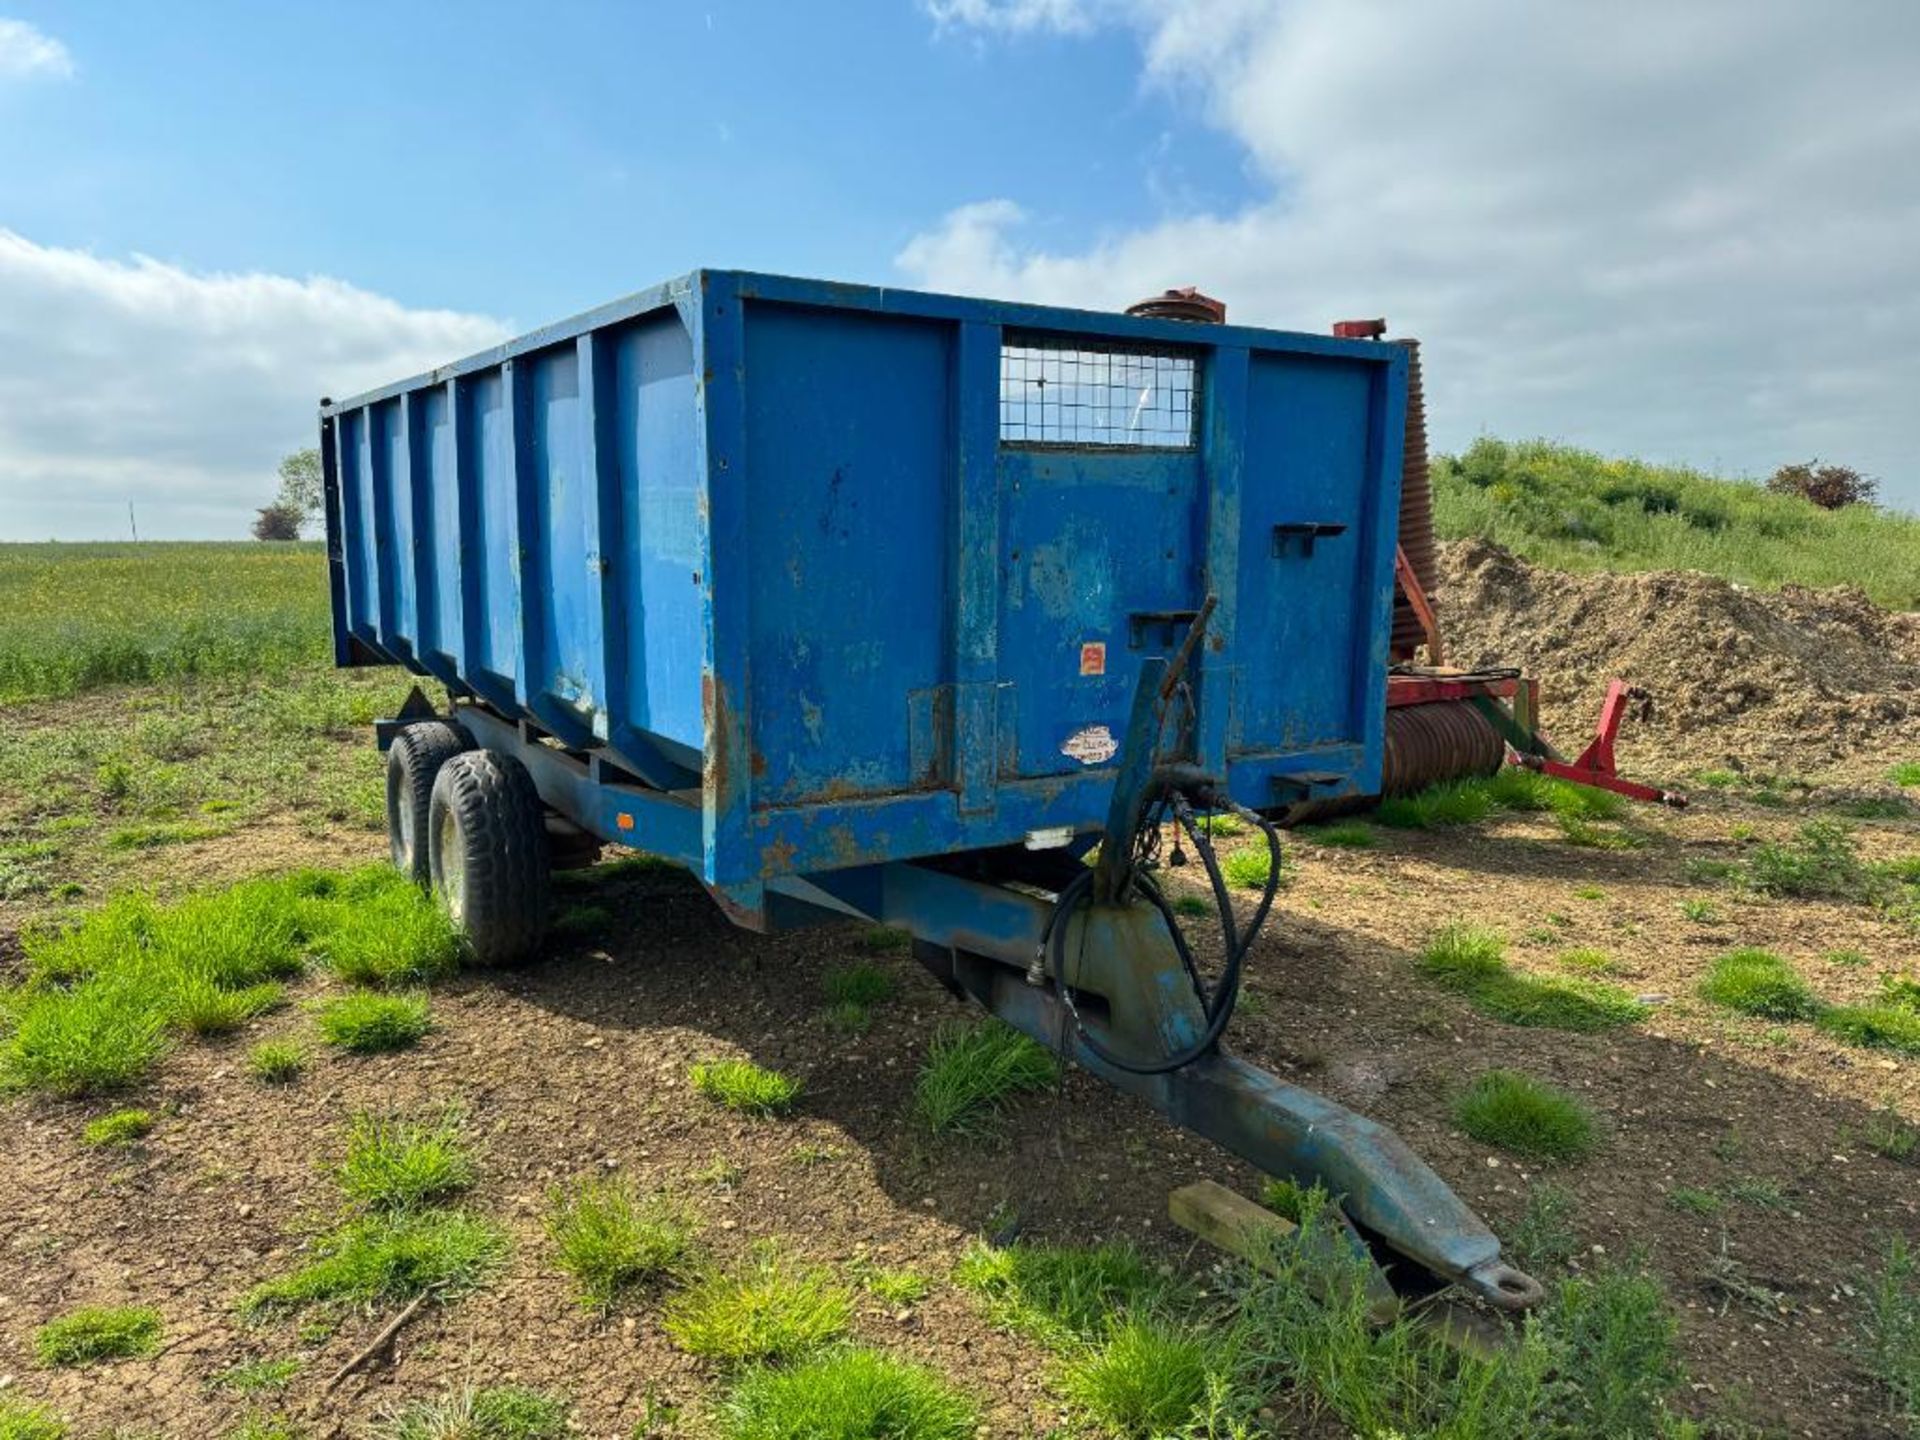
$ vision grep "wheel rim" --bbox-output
[395,784,415,865]
[438,806,465,922]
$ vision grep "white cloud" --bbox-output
[0,230,508,539]
[923,0,1097,35]
[902,0,1920,506]
[0,17,73,80]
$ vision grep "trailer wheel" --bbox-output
[427,749,551,967]
[386,721,472,885]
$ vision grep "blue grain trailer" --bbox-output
[323,269,1541,1310]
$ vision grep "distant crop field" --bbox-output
[0,542,331,703]
[1435,439,1920,610]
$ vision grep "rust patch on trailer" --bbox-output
[760,835,798,876]
[702,672,744,814]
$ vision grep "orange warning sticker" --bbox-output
[616,812,635,832]
[1079,642,1106,677]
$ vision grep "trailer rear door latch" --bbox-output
[1271,521,1348,557]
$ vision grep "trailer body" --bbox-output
[323,271,1406,907]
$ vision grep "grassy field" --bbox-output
[4,537,1920,1436]
[1435,439,1920,609]
[0,542,331,703]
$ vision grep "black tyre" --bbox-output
[386,721,472,884]
[427,748,551,967]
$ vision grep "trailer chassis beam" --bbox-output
[807,859,1543,1312]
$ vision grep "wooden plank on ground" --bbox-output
[1168,1179,1399,1325]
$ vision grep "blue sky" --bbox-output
[1,2,1241,325]
[2,1,1917,538]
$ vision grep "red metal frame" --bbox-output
[1517,679,1687,808]
[1393,546,1445,665]
[1386,673,1518,707]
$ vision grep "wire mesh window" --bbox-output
[999,338,1198,448]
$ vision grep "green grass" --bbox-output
[226,1417,303,1440]
[953,1239,1160,1345]
[858,1267,931,1306]
[1418,923,1506,983]
[715,1347,978,1440]
[1375,777,1496,829]
[690,1058,803,1117]
[1697,948,1821,1020]
[545,1175,694,1309]
[0,867,454,1096]
[0,542,333,703]
[82,1107,154,1148]
[1744,821,1877,901]
[1891,763,1920,788]
[241,1209,507,1316]
[663,1250,852,1366]
[1505,1182,1577,1271]
[1374,769,1628,834]
[1860,1109,1920,1162]
[1221,845,1276,890]
[1556,947,1615,973]
[33,1304,162,1365]
[1059,1315,1226,1439]
[1455,1070,1598,1162]
[1230,1183,1686,1437]
[1859,1236,1920,1434]
[1298,819,1376,849]
[1817,1003,1920,1055]
[821,962,894,1008]
[1679,897,1723,924]
[336,1110,476,1212]
[910,1019,1058,1136]
[852,925,911,955]
[1418,924,1645,1033]
[1433,437,1920,609]
[314,990,431,1053]
[214,1355,302,1393]
[313,874,463,987]
[1667,1186,1722,1216]
[0,1398,66,1440]
[248,1040,305,1084]
[375,1385,570,1440]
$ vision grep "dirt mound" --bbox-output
[1435,539,1920,779]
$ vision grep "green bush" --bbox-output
[1433,438,1920,609]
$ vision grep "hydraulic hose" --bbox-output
[1043,787,1284,1075]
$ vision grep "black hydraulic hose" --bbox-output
[1043,787,1285,1075]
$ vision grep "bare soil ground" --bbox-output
[3,767,1918,1436]
[3,550,1919,1436]
[1438,538,1920,783]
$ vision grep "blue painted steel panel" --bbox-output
[322,270,1406,889]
